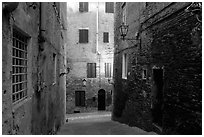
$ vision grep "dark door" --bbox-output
[152,68,163,127]
[98,89,106,110]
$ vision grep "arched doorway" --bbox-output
[98,89,106,110]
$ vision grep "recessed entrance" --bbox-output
[98,89,106,110]
[152,68,164,127]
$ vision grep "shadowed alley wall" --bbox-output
[2,2,67,134]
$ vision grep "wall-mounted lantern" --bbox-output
[82,79,86,87]
[108,79,114,85]
[119,23,141,46]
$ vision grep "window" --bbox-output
[105,2,114,13]
[122,53,128,79]
[103,32,109,43]
[122,2,127,24]
[79,2,88,12]
[142,69,147,80]
[12,29,28,103]
[105,63,111,78]
[75,91,85,107]
[79,29,88,43]
[87,63,96,78]
[53,53,57,84]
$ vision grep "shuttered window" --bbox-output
[79,29,88,43]
[105,63,111,78]
[87,63,96,78]
[75,91,85,107]
[105,2,114,13]
[103,32,109,43]
[79,2,88,12]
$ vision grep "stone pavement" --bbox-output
[57,111,157,135]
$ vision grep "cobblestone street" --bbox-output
[57,111,157,135]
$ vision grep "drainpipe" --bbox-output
[96,2,99,53]
[39,2,46,45]
[96,2,101,88]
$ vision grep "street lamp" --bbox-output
[82,79,86,87]
[119,23,129,40]
[119,23,140,46]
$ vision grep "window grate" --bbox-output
[12,29,28,104]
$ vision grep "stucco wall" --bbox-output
[2,2,67,134]
[66,2,114,113]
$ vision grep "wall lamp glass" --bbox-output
[119,23,140,46]
[82,79,86,87]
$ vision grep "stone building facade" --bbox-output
[113,2,202,134]
[66,2,114,113]
[2,2,67,134]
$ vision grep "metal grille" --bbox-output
[12,29,28,103]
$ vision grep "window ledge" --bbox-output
[12,96,31,112]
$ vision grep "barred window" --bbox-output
[12,29,28,104]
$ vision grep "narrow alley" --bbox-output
[2,2,202,135]
[58,111,156,135]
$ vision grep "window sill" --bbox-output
[12,96,31,112]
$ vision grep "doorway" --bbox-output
[98,89,106,110]
[152,68,164,127]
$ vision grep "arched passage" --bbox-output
[98,89,106,110]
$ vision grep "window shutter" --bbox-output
[79,30,82,43]
[75,91,79,106]
[81,91,85,106]
[79,2,88,12]
[87,63,96,78]
[84,30,88,43]
[84,2,88,12]
[79,29,88,43]
[105,2,114,13]
[105,63,111,77]
[103,32,109,43]
[79,2,83,12]
[87,63,91,78]
[93,63,96,78]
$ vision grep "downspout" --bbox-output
[96,2,99,53]
[96,2,101,88]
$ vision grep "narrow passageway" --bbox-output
[57,111,157,135]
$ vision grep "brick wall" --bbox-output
[113,2,202,134]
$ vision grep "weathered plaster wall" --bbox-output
[66,2,114,114]
[2,2,67,134]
